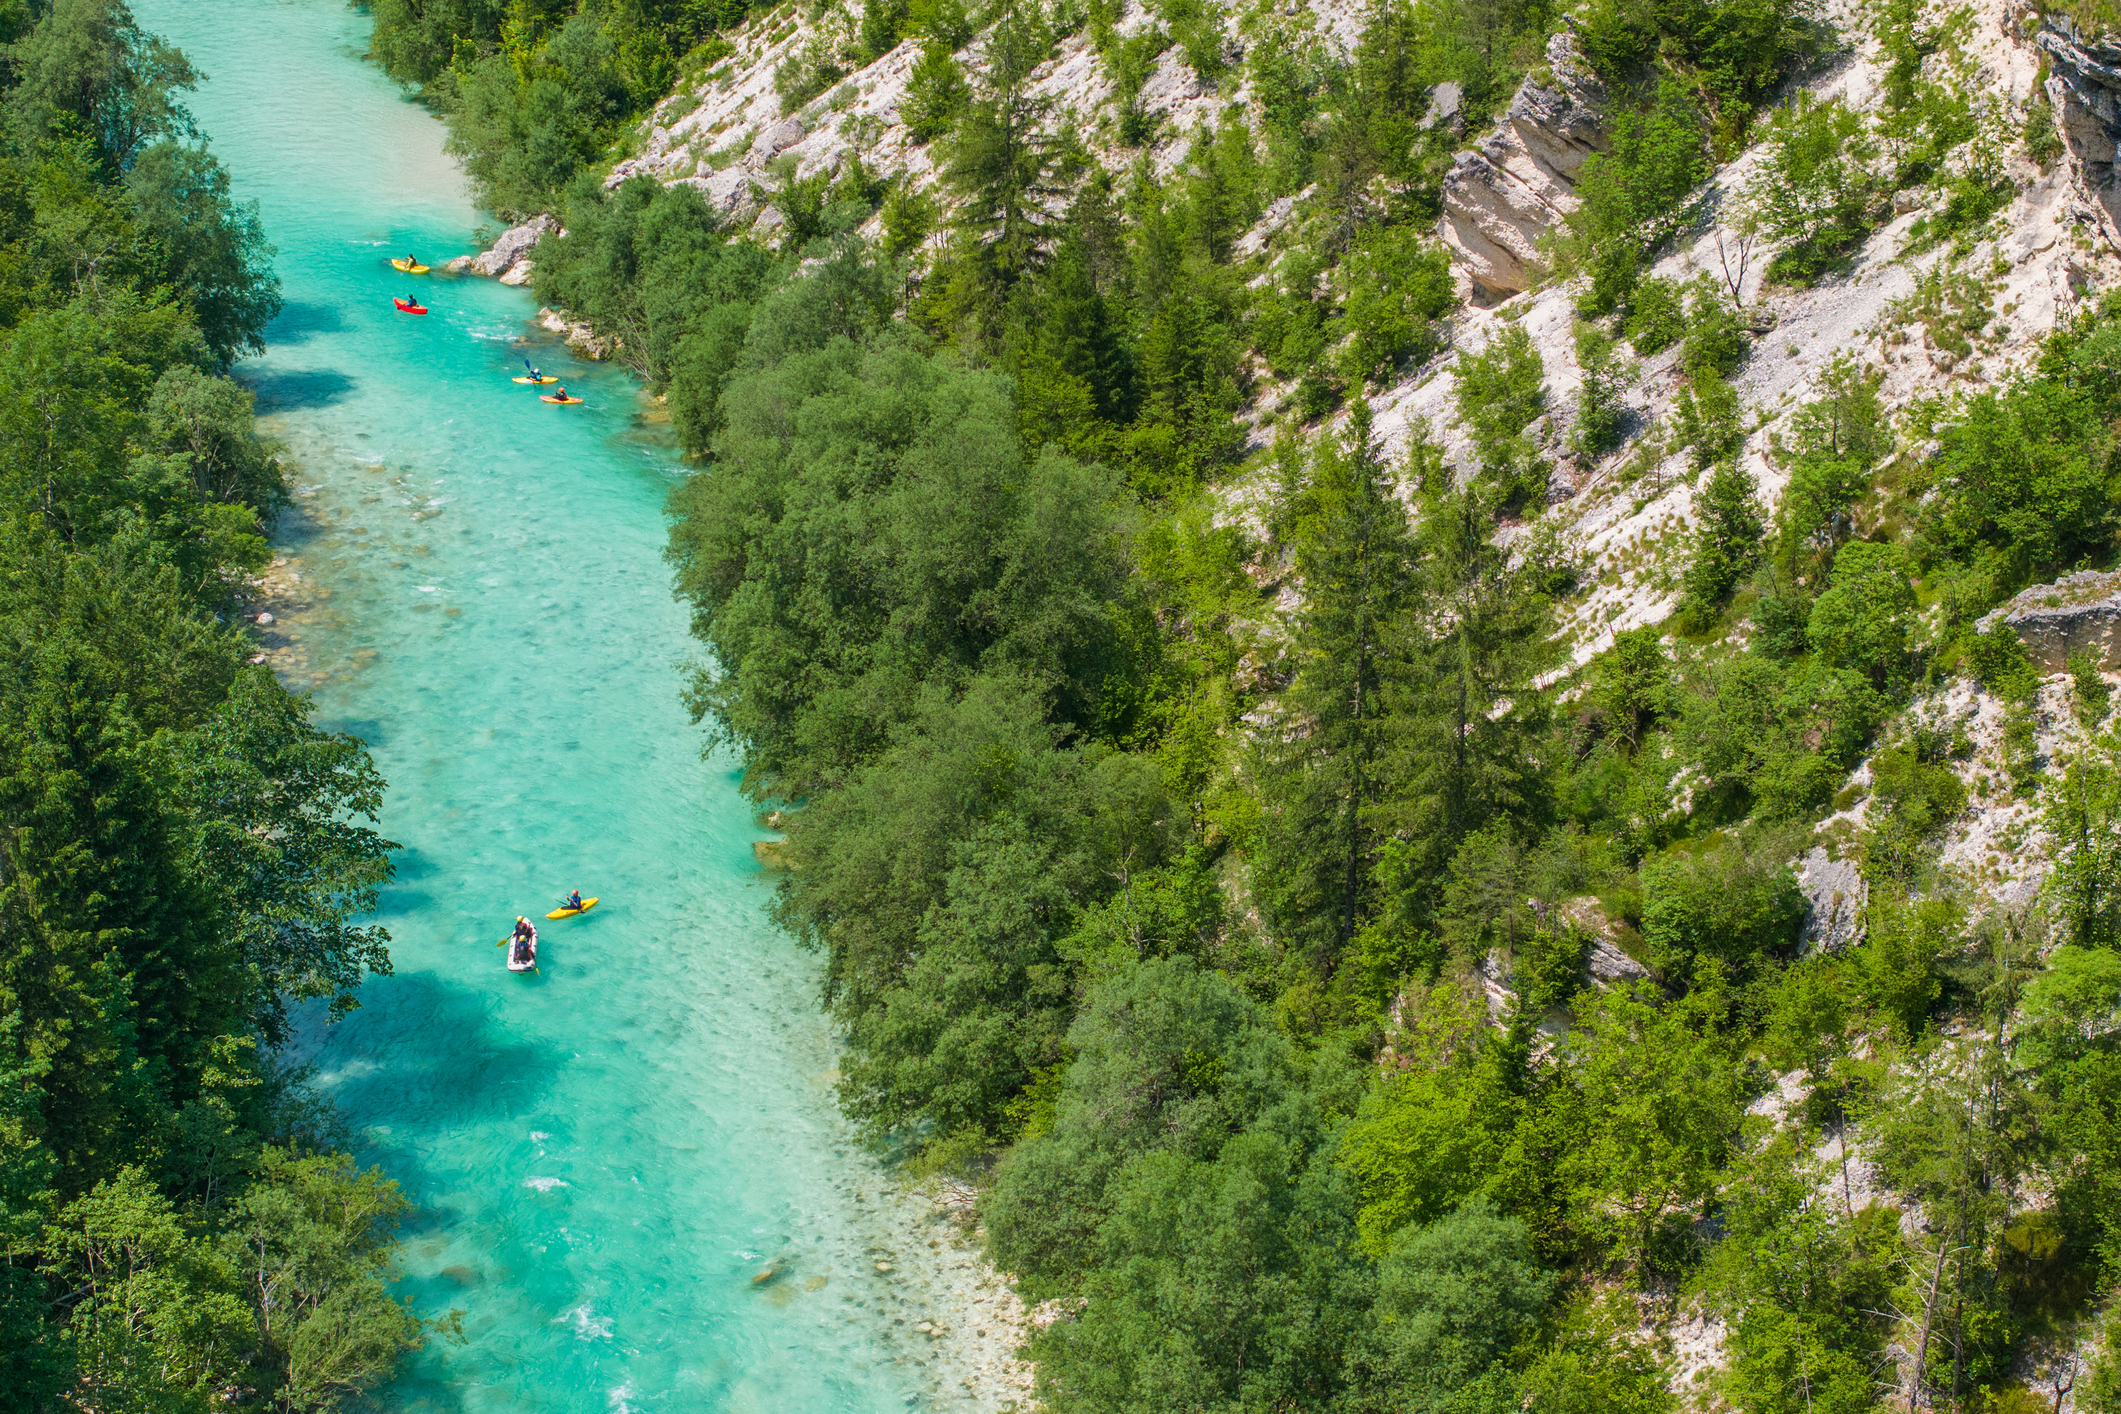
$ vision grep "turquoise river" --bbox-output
[127,2,1017,1410]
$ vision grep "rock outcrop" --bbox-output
[1797,848,1866,953]
[461,215,556,281]
[1553,895,1649,985]
[1437,30,1608,305]
[2039,17,2121,252]
[537,306,613,360]
[1977,568,2121,673]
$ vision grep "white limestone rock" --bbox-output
[1438,31,1609,304]
[1978,569,2121,673]
[471,215,557,279]
[1797,848,1867,953]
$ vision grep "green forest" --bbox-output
[0,0,446,1407]
[365,0,2121,1409]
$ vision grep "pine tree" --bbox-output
[901,37,968,143]
[941,2,1060,312]
[1373,455,1554,939]
[1254,398,1417,965]
[1681,458,1765,621]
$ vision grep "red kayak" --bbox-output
[394,296,427,315]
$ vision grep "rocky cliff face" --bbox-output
[600,0,1371,236]
[1980,568,2121,672]
[2040,14,2121,252]
[1438,30,1609,304]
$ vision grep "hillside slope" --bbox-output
[392,0,2121,1404]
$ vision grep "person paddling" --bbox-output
[522,357,543,381]
[512,915,536,964]
[561,889,583,913]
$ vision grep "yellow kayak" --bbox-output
[512,375,558,385]
[547,897,599,920]
[541,395,584,405]
[391,258,430,273]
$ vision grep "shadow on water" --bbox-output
[314,970,581,1414]
[265,301,346,346]
[318,716,389,748]
[378,843,439,883]
[324,971,558,1131]
[246,367,357,410]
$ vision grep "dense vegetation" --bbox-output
[385,0,2121,1407]
[366,0,772,216]
[0,1,438,1406]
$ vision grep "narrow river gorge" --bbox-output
[126,2,1021,1408]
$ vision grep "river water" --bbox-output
[126,3,1015,1409]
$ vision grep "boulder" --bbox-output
[672,168,760,221]
[1554,896,1648,984]
[1438,31,1608,304]
[1976,568,2121,673]
[498,260,535,287]
[536,307,613,361]
[1796,847,1865,953]
[750,115,809,162]
[1421,81,1465,136]
[470,215,556,279]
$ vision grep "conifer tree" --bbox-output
[1255,398,1417,964]
[1373,454,1554,937]
[1681,457,1765,621]
[942,1,1060,314]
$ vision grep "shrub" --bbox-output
[1575,0,1819,140]
[1679,278,1748,381]
[1624,276,1686,354]
[1365,1200,1557,1400]
[1339,225,1454,386]
[1805,540,1916,682]
[1566,80,1710,316]
[773,31,846,114]
[1748,93,1878,285]
[901,38,968,142]
[1641,843,1805,977]
[1674,375,1742,469]
[1679,458,1763,618]
[2074,648,2113,728]
[1454,323,1549,499]
[1572,321,1632,458]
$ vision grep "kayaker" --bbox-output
[405,253,420,268]
[562,889,583,913]
[523,358,542,380]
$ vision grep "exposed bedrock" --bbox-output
[1978,568,2121,673]
[2039,17,2121,253]
[1437,30,1609,305]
